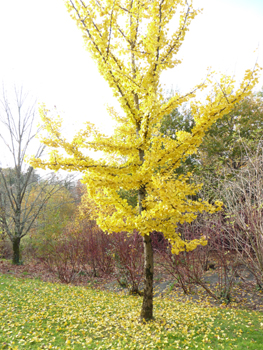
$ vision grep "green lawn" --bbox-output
[0,274,262,349]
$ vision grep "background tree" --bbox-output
[160,106,197,174]
[194,91,263,204]
[30,0,260,320]
[219,141,263,287]
[198,91,263,171]
[0,86,72,265]
[32,183,77,248]
[161,90,263,170]
[160,90,263,201]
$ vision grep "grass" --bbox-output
[0,274,262,349]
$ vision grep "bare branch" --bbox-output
[0,86,75,264]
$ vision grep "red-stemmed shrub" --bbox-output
[110,231,144,294]
[78,221,113,277]
[39,233,83,283]
[154,213,239,302]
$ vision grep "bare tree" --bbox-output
[220,141,263,288]
[0,86,72,264]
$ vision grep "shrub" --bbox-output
[155,214,239,302]
[220,142,263,289]
[79,221,113,277]
[111,232,144,294]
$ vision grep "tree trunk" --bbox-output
[140,234,154,320]
[137,148,154,320]
[12,236,21,265]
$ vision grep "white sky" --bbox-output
[0,0,262,144]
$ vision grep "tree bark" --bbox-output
[140,234,154,320]
[137,147,154,320]
[12,236,21,265]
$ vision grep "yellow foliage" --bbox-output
[29,0,261,254]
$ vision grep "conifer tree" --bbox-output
[29,0,261,320]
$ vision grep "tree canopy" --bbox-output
[29,0,261,319]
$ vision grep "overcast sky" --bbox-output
[0,0,262,139]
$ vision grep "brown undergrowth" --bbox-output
[1,255,262,313]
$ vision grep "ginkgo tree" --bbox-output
[29,0,261,320]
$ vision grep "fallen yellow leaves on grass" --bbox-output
[0,275,262,349]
